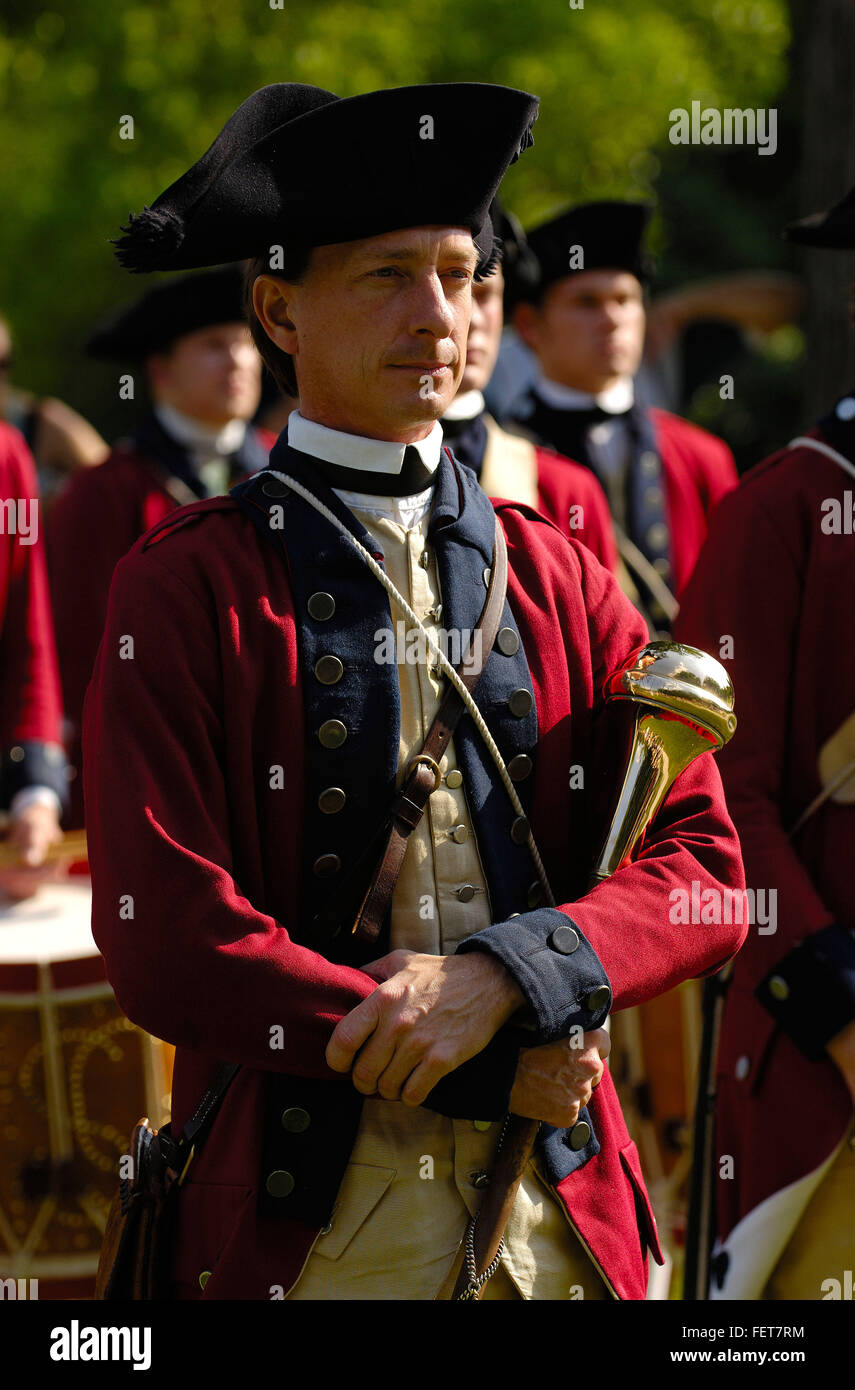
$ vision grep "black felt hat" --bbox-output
[518,200,653,303]
[86,266,247,360]
[113,82,539,279]
[488,198,540,312]
[785,185,855,248]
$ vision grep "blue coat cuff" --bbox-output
[423,1026,526,1120]
[456,907,612,1043]
[755,923,855,1061]
[0,740,68,814]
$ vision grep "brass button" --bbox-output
[585,985,611,1013]
[262,476,289,498]
[473,1120,492,1132]
[450,824,469,844]
[507,754,533,782]
[569,1120,591,1151]
[527,881,545,909]
[470,1170,490,1190]
[314,655,344,685]
[446,769,463,789]
[646,522,669,550]
[508,688,533,718]
[768,975,790,1002]
[644,487,663,508]
[640,451,659,476]
[419,549,431,568]
[483,567,492,589]
[318,719,347,749]
[313,853,341,878]
[456,884,477,903]
[318,786,346,815]
[496,627,520,656]
[9,746,24,763]
[199,1269,212,1290]
[735,1055,751,1081]
[281,1107,311,1133]
[265,1169,295,1199]
[549,925,579,955]
[307,592,336,621]
[510,816,530,845]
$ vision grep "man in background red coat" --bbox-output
[675,187,855,1300]
[440,203,619,574]
[507,202,737,631]
[0,422,67,887]
[47,266,270,826]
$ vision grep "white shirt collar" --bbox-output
[534,376,635,414]
[154,402,247,455]
[287,409,443,477]
[442,389,485,423]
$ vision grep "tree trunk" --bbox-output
[793,0,855,420]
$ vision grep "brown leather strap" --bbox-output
[351,519,508,950]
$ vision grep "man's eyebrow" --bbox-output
[352,242,479,267]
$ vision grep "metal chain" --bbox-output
[455,1114,511,1300]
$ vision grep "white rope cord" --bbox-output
[788,435,855,482]
[267,468,556,908]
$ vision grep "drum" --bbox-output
[0,877,173,1298]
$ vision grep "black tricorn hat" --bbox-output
[785,185,855,248]
[488,198,540,313]
[518,200,654,303]
[114,82,539,279]
[86,266,247,360]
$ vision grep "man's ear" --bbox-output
[512,300,539,353]
[253,276,299,354]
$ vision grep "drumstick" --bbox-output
[0,828,88,870]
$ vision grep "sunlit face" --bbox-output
[459,266,505,395]
[147,322,262,426]
[252,226,478,443]
[514,268,645,394]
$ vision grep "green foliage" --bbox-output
[0,0,789,421]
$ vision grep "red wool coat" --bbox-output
[47,432,272,827]
[0,422,63,758]
[84,478,745,1301]
[532,445,620,574]
[531,408,737,599]
[675,430,855,1247]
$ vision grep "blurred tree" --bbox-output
[789,0,855,420]
[0,0,788,436]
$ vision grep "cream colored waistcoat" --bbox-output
[288,507,608,1301]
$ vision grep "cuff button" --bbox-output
[569,1120,591,1150]
[549,925,579,954]
[768,975,790,1002]
[585,985,610,1013]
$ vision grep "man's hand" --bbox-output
[0,802,64,900]
[326,948,525,1106]
[827,1017,855,1107]
[509,1029,611,1128]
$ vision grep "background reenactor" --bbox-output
[47,266,271,826]
[675,185,855,1300]
[440,203,619,573]
[506,201,737,629]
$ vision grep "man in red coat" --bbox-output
[440,204,619,574]
[85,81,744,1300]
[0,422,67,885]
[47,266,271,826]
[675,189,855,1300]
[507,202,737,630]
